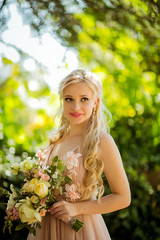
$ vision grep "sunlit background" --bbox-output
[0,1,160,240]
[0,4,79,92]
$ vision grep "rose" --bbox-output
[41,174,50,181]
[40,197,47,206]
[39,179,51,188]
[30,195,39,204]
[30,178,39,186]
[23,178,39,193]
[23,182,35,192]
[33,173,39,179]
[10,163,20,175]
[38,169,44,176]
[40,209,46,217]
[34,183,48,198]
[17,197,41,224]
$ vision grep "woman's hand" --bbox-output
[48,200,78,219]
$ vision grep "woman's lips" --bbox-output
[70,113,83,118]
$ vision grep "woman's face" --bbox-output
[63,82,98,126]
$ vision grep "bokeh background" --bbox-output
[0,0,160,239]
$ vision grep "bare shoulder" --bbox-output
[98,131,123,168]
[99,131,115,144]
[98,132,117,156]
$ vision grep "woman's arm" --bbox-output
[49,133,131,218]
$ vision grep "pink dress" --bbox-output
[27,144,111,240]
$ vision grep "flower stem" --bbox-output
[72,219,84,232]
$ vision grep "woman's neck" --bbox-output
[68,123,86,138]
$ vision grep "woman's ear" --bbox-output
[94,98,99,108]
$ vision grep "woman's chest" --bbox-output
[48,144,86,182]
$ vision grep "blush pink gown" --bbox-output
[27,144,111,240]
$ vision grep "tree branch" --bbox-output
[0,0,7,11]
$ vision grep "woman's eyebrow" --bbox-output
[64,94,89,97]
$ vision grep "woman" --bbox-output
[27,69,131,240]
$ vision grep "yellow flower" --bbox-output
[23,178,39,193]
[30,178,39,186]
[23,182,34,193]
[23,158,33,170]
[18,197,41,224]
[30,195,39,204]
[34,183,48,198]
[39,179,51,188]
[10,163,20,175]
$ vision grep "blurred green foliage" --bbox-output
[0,0,160,239]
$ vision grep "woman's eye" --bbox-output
[81,97,89,102]
[65,98,73,102]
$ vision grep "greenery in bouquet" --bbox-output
[2,149,84,236]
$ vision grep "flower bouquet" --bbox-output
[2,149,84,236]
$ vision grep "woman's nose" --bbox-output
[72,102,81,110]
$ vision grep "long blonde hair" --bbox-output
[49,69,112,200]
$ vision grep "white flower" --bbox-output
[23,158,33,170]
[10,163,20,175]
[7,195,15,210]
[64,151,82,170]
[19,162,25,172]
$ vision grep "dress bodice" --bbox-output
[46,144,86,203]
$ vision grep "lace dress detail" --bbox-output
[62,150,83,202]
[27,144,111,240]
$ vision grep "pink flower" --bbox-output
[34,173,39,178]
[36,150,42,158]
[40,197,47,206]
[43,149,49,155]
[6,208,12,218]
[38,169,44,176]
[64,151,82,171]
[13,206,19,220]
[40,208,46,216]
[64,184,80,200]
[41,174,50,181]
[36,149,48,162]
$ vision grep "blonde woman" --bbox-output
[27,69,131,240]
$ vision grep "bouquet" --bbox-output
[2,149,84,236]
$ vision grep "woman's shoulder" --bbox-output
[99,131,114,144]
[98,131,117,159]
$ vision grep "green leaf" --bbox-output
[15,223,25,231]
[64,175,72,184]
[51,156,58,164]
[30,226,36,236]
[59,186,62,195]
[57,161,65,172]
[36,222,41,229]
[0,187,10,197]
